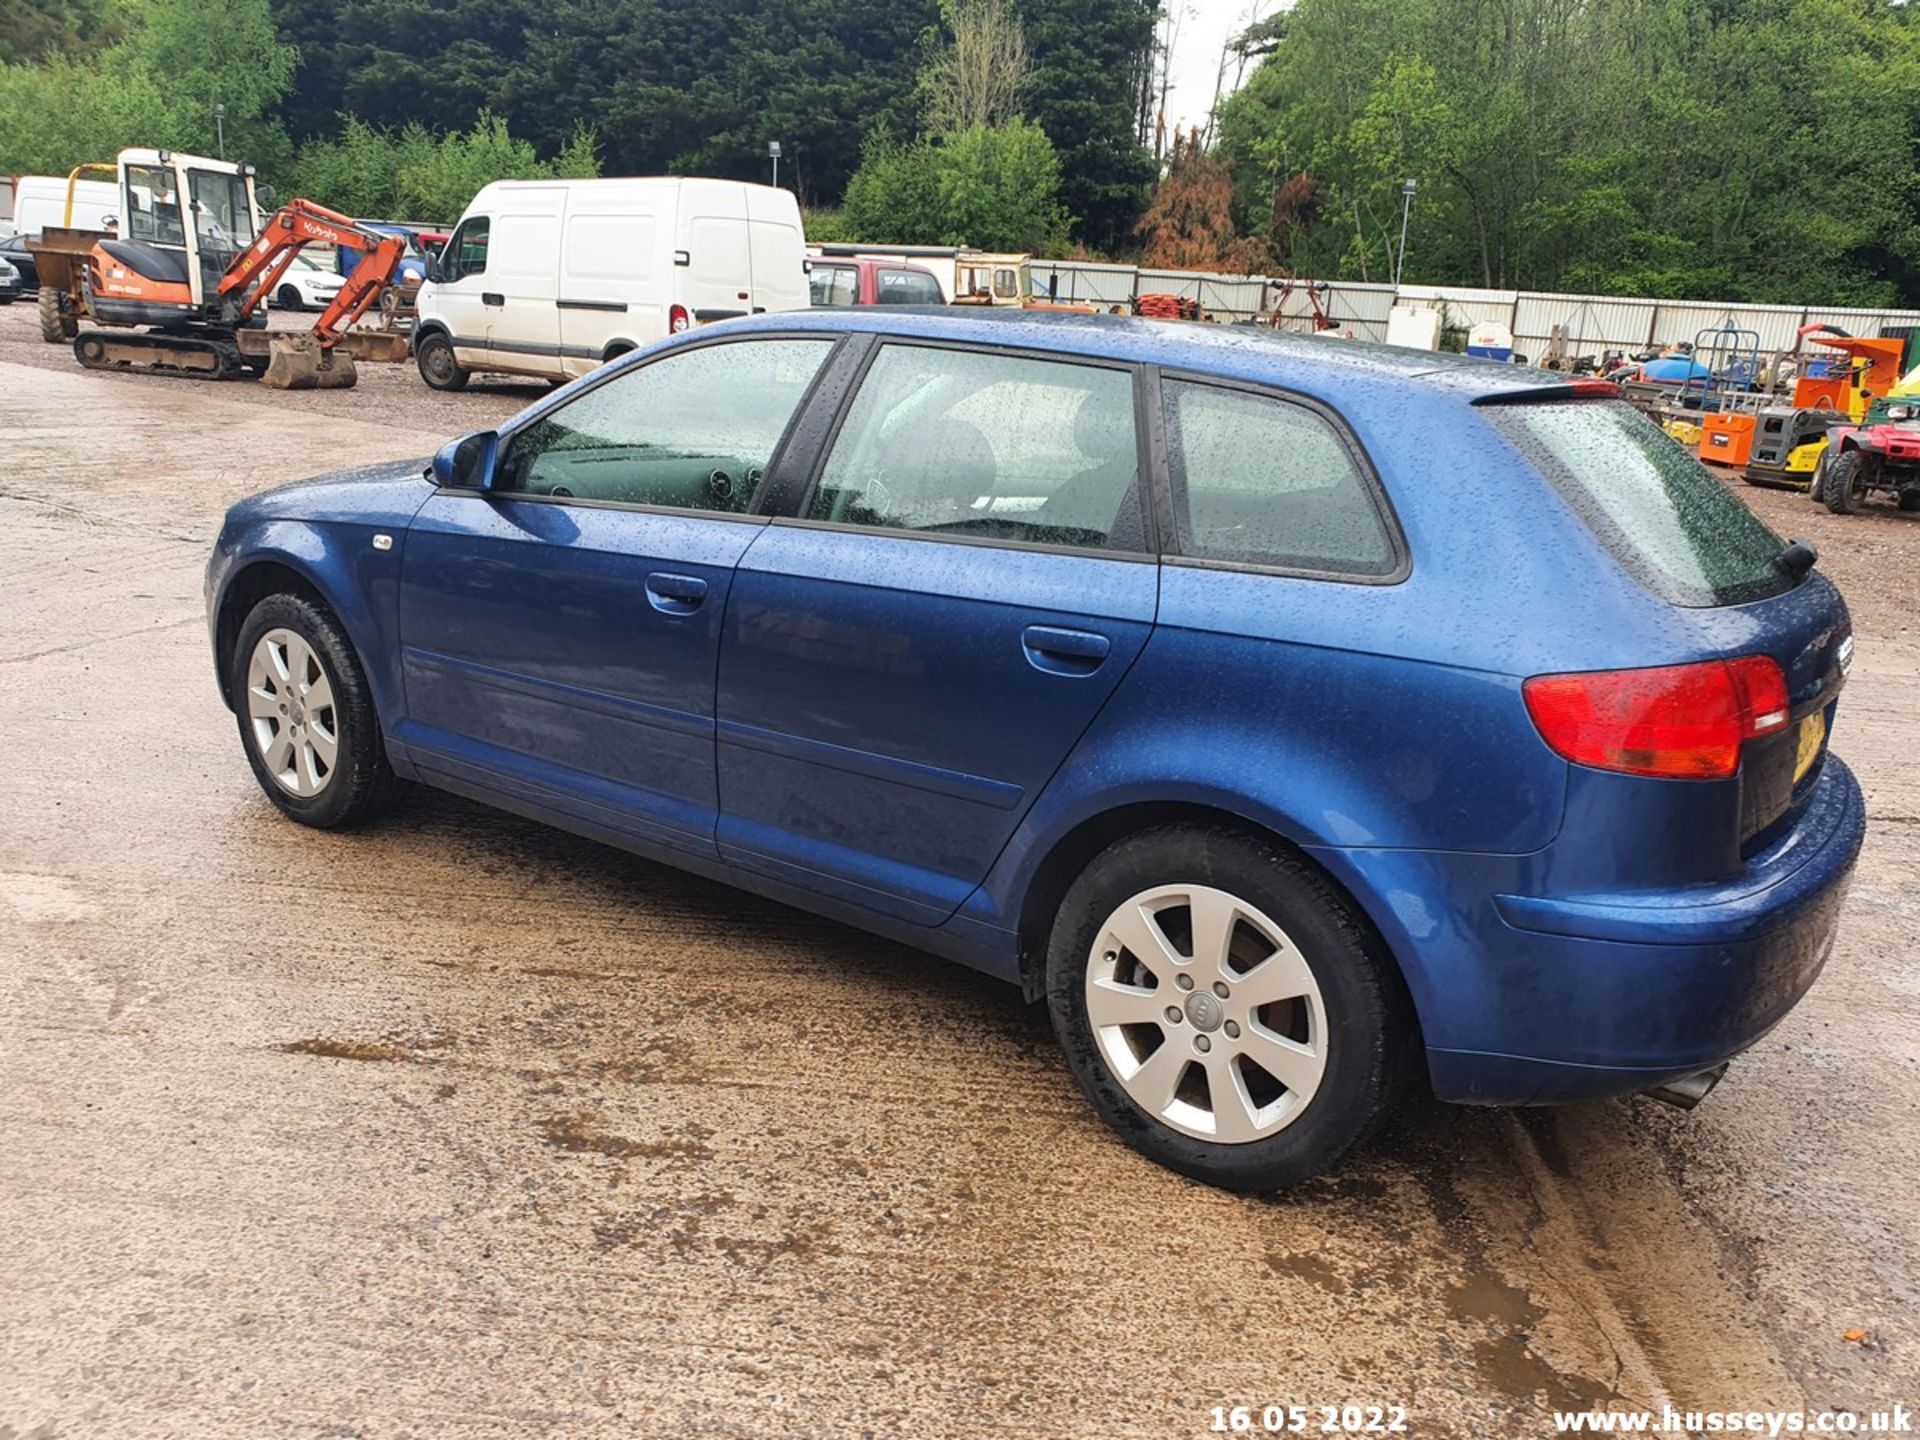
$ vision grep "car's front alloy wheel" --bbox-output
[247,627,339,798]
[1048,826,1412,1190]
[231,592,399,828]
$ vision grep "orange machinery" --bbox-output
[68,149,408,388]
[1790,325,1906,419]
[1699,325,1905,469]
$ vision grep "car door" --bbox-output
[426,213,494,369]
[714,339,1159,924]
[675,180,752,325]
[394,334,840,855]
[482,188,564,372]
[558,186,661,373]
[745,186,807,315]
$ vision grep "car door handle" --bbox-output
[1022,625,1111,676]
[481,291,504,307]
[645,572,708,614]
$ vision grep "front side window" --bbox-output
[992,268,1018,298]
[1163,380,1398,577]
[188,169,256,258]
[125,165,185,247]
[809,265,859,306]
[876,269,942,305]
[442,217,490,282]
[494,338,833,511]
[807,344,1143,551]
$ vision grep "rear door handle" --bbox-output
[481,291,505,307]
[1022,625,1111,676]
[645,572,708,614]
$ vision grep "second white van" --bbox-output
[11,175,120,237]
[412,176,808,389]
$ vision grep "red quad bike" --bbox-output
[1814,397,1920,514]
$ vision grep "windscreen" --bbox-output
[1488,399,1792,608]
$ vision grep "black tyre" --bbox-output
[1046,825,1414,1191]
[230,593,399,829]
[415,330,469,392]
[275,283,303,312]
[38,287,75,343]
[1898,487,1920,513]
[1821,449,1869,514]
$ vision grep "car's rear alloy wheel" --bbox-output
[231,593,399,828]
[1047,826,1412,1190]
[1085,884,1327,1143]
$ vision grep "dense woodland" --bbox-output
[4,0,1920,305]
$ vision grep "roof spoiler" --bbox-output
[1470,378,1621,406]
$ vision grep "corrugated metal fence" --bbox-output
[1023,260,1920,355]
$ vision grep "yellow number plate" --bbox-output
[1794,709,1827,782]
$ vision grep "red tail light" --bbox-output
[1522,655,1789,779]
[669,304,691,333]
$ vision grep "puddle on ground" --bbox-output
[1447,1271,1617,1411]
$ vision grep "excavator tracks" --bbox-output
[72,330,254,381]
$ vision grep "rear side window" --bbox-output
[1162,380,1399,577]
[1488,401,1790,607]
[877,269,942,305]
[810,265,858,306]
[808,344,1146,552]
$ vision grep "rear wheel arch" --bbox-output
[600,339,637,364]
[1013,801,1415,1019]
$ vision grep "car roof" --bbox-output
[723,306,1558,402]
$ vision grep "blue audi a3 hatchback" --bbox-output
[207,310,1864,1189]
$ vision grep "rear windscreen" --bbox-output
[1488,400,1792,607]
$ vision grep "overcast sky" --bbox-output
[1161,0,1284,139]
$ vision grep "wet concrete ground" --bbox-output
[1,302,1915,1438]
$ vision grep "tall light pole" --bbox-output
[213,103,227,161]
[1393,178,1416,287]
[768,141,782,190]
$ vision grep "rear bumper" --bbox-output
[1344,757,1865,1105]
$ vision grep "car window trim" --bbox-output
[434,330,849,520]
[1151,366,1412,587]
[785,334,1158,560]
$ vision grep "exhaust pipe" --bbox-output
[1642,1062,1730,1111]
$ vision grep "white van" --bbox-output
[11,175,119,237]
[413,177,808,389]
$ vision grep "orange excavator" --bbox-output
[69,147,409,389]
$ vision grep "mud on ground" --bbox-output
[1,302,1915,1438]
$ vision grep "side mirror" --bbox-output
[432,430,499,491]
[255,184,277,209]
[424,254,445,284]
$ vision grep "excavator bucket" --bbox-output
[262,334,358,390]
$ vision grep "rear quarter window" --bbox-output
[1162,380,1400,578]
[1487,400,1790,608]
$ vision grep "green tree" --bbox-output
[1014,0,1157,251]
[285,111,600,221]
[0,0,295,175]
[844,119,1068,251]
[1214,0,1920,305]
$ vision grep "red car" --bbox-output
[809,256,945,307]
